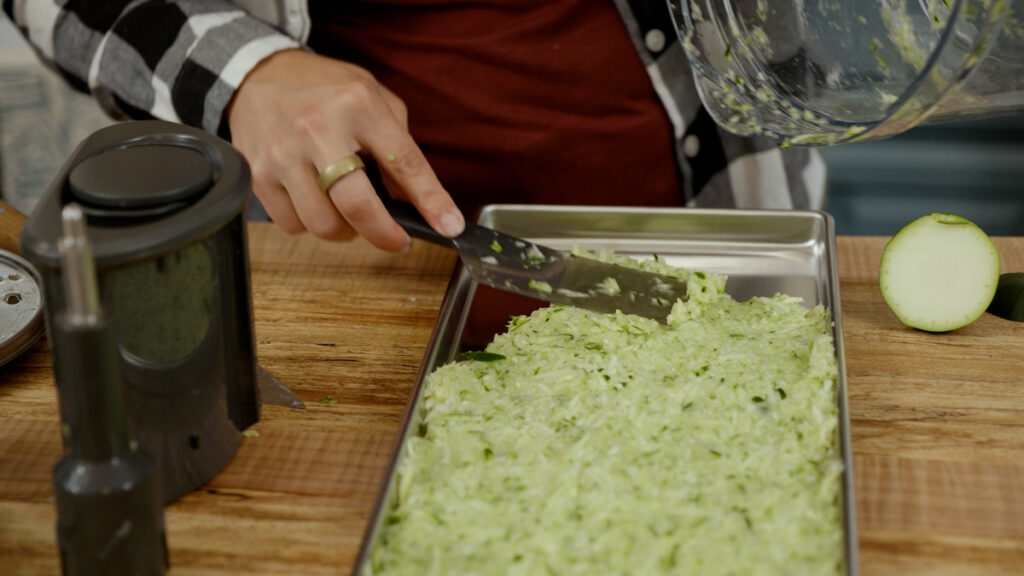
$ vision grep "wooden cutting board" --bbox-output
[0,199,27,254]
[0,222,1021,575]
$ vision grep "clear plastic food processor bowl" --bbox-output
[671,0,1024,146]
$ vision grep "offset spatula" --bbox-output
[384,199,689,323]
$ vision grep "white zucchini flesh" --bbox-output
[879,213,1000,332]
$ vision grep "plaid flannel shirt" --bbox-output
[3,0,825,209]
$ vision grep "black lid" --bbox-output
[20,121,251,270]
[69,144,212,210]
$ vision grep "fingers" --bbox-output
[250,167,304,234]
[378,84,409,129]
[303,74,465,240]
[271,157,409,252]
[354,111,466,239]
[279,163,356,243]
[228,50,463,249]
[326,169,411,252]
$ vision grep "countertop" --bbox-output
[1,222,1022,575]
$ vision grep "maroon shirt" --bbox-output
[309,0,681,218]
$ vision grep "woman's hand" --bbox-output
[226,49,464,251]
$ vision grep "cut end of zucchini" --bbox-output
[879,213,1000,332]
[987,273,1024,322]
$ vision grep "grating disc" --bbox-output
[0,249,44,366]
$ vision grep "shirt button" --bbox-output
[684,134,701,158]
[645,29,667,53]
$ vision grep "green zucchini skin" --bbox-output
[987,273,1024,322]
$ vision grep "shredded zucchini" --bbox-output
[369,253,844,576]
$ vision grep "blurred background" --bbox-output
[822,116,1024,236]
[0,19,112,218]
[1,18,1021,235]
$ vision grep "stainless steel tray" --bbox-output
[355,206,857,575]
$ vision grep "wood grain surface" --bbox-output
[0,199,27,254]
[0,224,1022,575]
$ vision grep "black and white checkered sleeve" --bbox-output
[3,0,299,135]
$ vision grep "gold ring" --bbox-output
[318,154,366,192]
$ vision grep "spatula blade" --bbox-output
[452,225,688,322]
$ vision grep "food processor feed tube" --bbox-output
[51,205,168,576]
[671,0,1024,145]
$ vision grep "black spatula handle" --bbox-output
[381,196,459,249]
